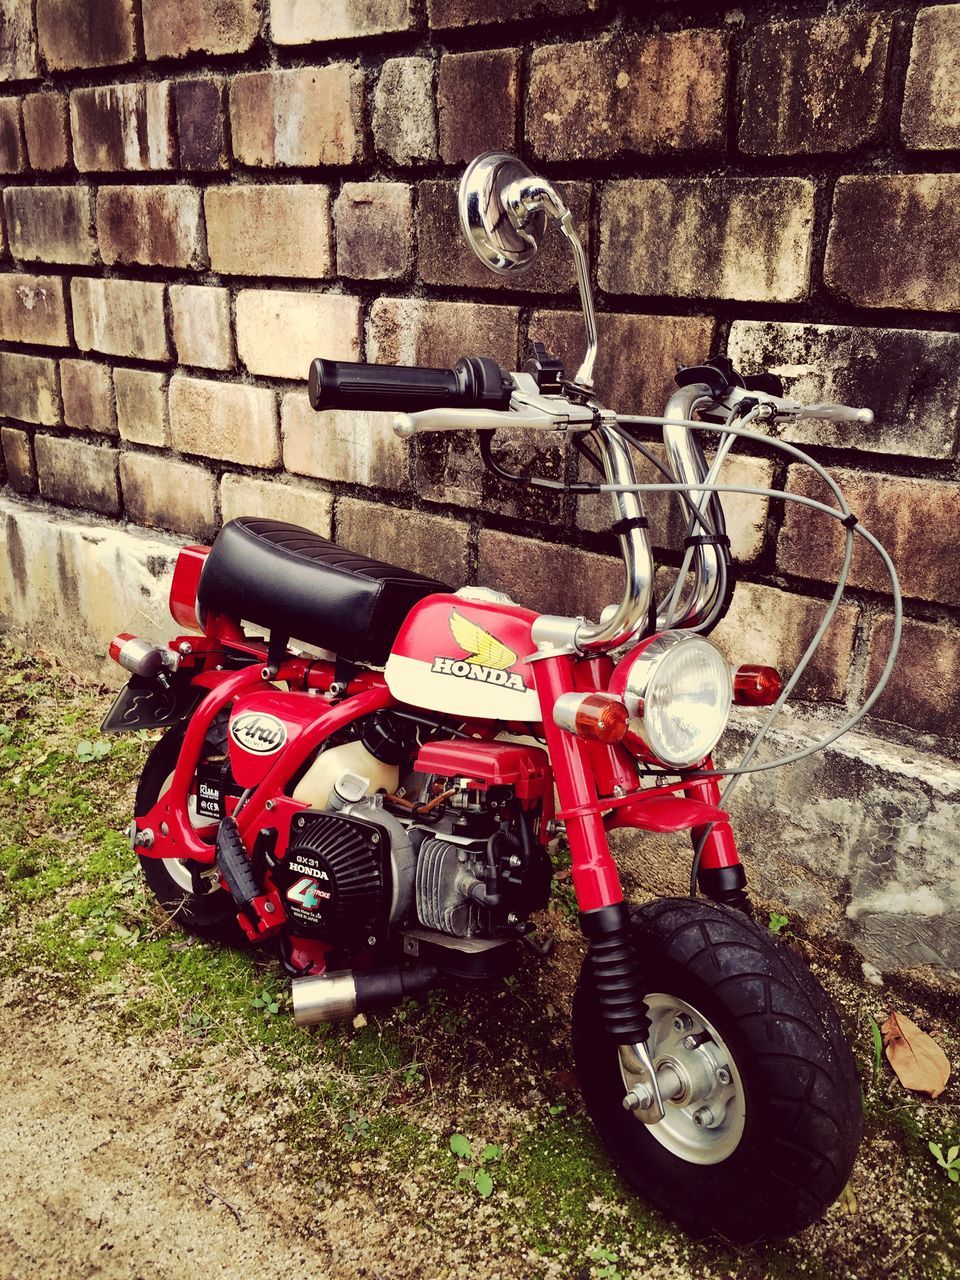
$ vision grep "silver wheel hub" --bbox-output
[619,993,746,1165]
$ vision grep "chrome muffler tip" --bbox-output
[292,971,358,1026]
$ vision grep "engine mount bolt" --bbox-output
[263,901,275,914]
[507,912,519,926]
[716,1066,731,1086]
[692,1106,716,1128]
[178,642,192,656]
[509,855,523,869]
[367,936,377,947]
[673,1013,693,1034]
[265,799,276,811]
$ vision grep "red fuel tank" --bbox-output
[385,594,541,722]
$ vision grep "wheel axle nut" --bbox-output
[623,1087,652,1111]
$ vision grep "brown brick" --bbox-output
[72,278,170,362]
[236,290,360,380]
[728,321,960,460]
[120,452,217,539]
[712,582,858,703]
[439,49,520,164]
[337,499,467,586]
[60,359,116,434]
[0,273,67,346]
[114,368,167,446]
[97,185,205,269]
[0,0,39,81]
[334,183,413,281]
[902,6,960,150]
[282,391,407,492]
[142,0,260,60]
[0,97,24,173]
[271,0,412,44]
[231,66,363,167]
[418,179,590,294]
[221,472,333,534]
[70,82,174,173]
[779,467,960,606]
[429,0,597,27]
[169,285,235,370]
[529,31,727,162]
[1,426,34,493]
[204,184,332,279]
[825,175,960,312]
[372,58,436,165]
[600,179,814,302]
[368,297,519,369]
[0,352,59,424]
[531,310,713,416]
[866,615,960,740]
[740,15,891,156]
[169,375,279,467]
[3,186,96,264]
[478,528,622,619]
[174,79,227,171]
[21,93,70,170]
[36,0,136,70]
[35,434,118,515]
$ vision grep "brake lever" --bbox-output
[393,390,596,439]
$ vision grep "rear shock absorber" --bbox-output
[579,903,651,1043]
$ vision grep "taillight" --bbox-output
[553,692,629,744]
[733,665,783,706]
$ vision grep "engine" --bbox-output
[268,737,553,969]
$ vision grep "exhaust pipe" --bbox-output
[292,963,439,1026]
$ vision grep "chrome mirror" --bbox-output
[458,152,598,388]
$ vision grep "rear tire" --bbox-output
[572,897,861,1242]
[135,727,245,944]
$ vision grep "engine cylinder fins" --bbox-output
[415,837,484,938]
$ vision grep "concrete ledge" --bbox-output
[0,494,956,977]
[727,713,960,979]
[0,493,180,682]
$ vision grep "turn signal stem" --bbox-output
[733,665,783,707]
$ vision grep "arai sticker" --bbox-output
[229,712,287,755]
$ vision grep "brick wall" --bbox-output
[0,0,958,755]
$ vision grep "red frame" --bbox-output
[136,559,743,927]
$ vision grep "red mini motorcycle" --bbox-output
[103,154,900,1241]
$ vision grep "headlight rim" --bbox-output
[617,630,732,769]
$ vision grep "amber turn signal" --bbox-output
[733,664,783,706]
[553,692,629,744]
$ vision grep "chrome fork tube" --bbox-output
[575,423,654,653]
[658,383,729,631]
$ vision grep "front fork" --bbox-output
[532,654,747,1052]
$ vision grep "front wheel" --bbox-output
[572,897,862,1242]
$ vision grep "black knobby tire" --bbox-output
[572,897,862,1242]
[135,726,245,944]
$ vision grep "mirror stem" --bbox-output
[559,210,598,389]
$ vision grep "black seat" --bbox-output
[197,517,451,666]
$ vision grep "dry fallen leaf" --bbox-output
[881,1010,950,1098]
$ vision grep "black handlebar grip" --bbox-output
[308,355,512,413]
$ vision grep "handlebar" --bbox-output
[308,356,513,414]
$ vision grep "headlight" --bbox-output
[614,632,732,768]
